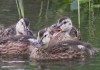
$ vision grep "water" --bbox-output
[0,54,100,70]
[0,0,100,70]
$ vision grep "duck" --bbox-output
[16,18,31,36]
[51,17,81,42]
[0,34,39,56]
[30,30,98,61]
[37,17,80,43]
[37,23,60,41]
[0,18,38,56]
[0,18,34,40]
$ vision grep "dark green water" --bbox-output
[0,0,100,70]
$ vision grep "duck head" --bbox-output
[16,18,30,35]
[38,31,52,45]
[57,17,73,32]
[37,28,47,41]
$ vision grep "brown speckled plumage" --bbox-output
[30,40,98,61]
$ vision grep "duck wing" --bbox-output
[70,26,81,40]
[44,40,97,56]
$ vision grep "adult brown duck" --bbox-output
[0,18,37,57]
[0,35,38,59]
[30,30,98,61]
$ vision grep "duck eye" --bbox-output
[63,21,67,24]
[44,35,47,37]
[52,24,57,28]
[53,25,56,27]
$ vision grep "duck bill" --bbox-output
[54,27,62,32]
[49,27,62,36]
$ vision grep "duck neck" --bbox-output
[42,43,49,48]
[62,29,71,34]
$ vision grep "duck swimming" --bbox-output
[53,17,81,41]
[37,17,80,43]
[0,18,38,56]
[0,18,34,40]
[30,30,98,61]
[56,17,80,39]
[16,18,31,36]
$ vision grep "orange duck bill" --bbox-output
[50,24,62,37]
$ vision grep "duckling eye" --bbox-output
[53,25,56,27]
[44,35,47,37]
[52,24,57,28]
[63,21,67,24]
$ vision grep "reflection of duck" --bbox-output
[52,17,81,42]
[37,28,48,40]
[30,31,98,60]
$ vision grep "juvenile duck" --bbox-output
[37,23,59,41]
[0,18,34,40]
[30,31,98,60]
[16,18,33,36]
[52,17,81,42]
[37,17,80,43]
[0,18,38,56]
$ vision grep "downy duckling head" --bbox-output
[37,25,57,39]
[57,17,73,32]
[37,28,47,40]
[57,17,81,40]
[39,31,52,46]
[16,18,30,35]
[49,24,61,34]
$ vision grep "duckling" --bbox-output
[37,17,80,43]
[37,24,58,41]
[37,28,48,40]
[0,18,34,40]
[30,31,98,60]
[16,18,31,36]
[52,17,81,42]
[0,18,39,56]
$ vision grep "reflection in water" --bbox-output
[29,56,98,70]
[30,54,100,70]
[0,55,29,70]
[0,53,100,70]
[0,61,28,70]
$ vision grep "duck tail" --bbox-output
[85,43,99,56]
